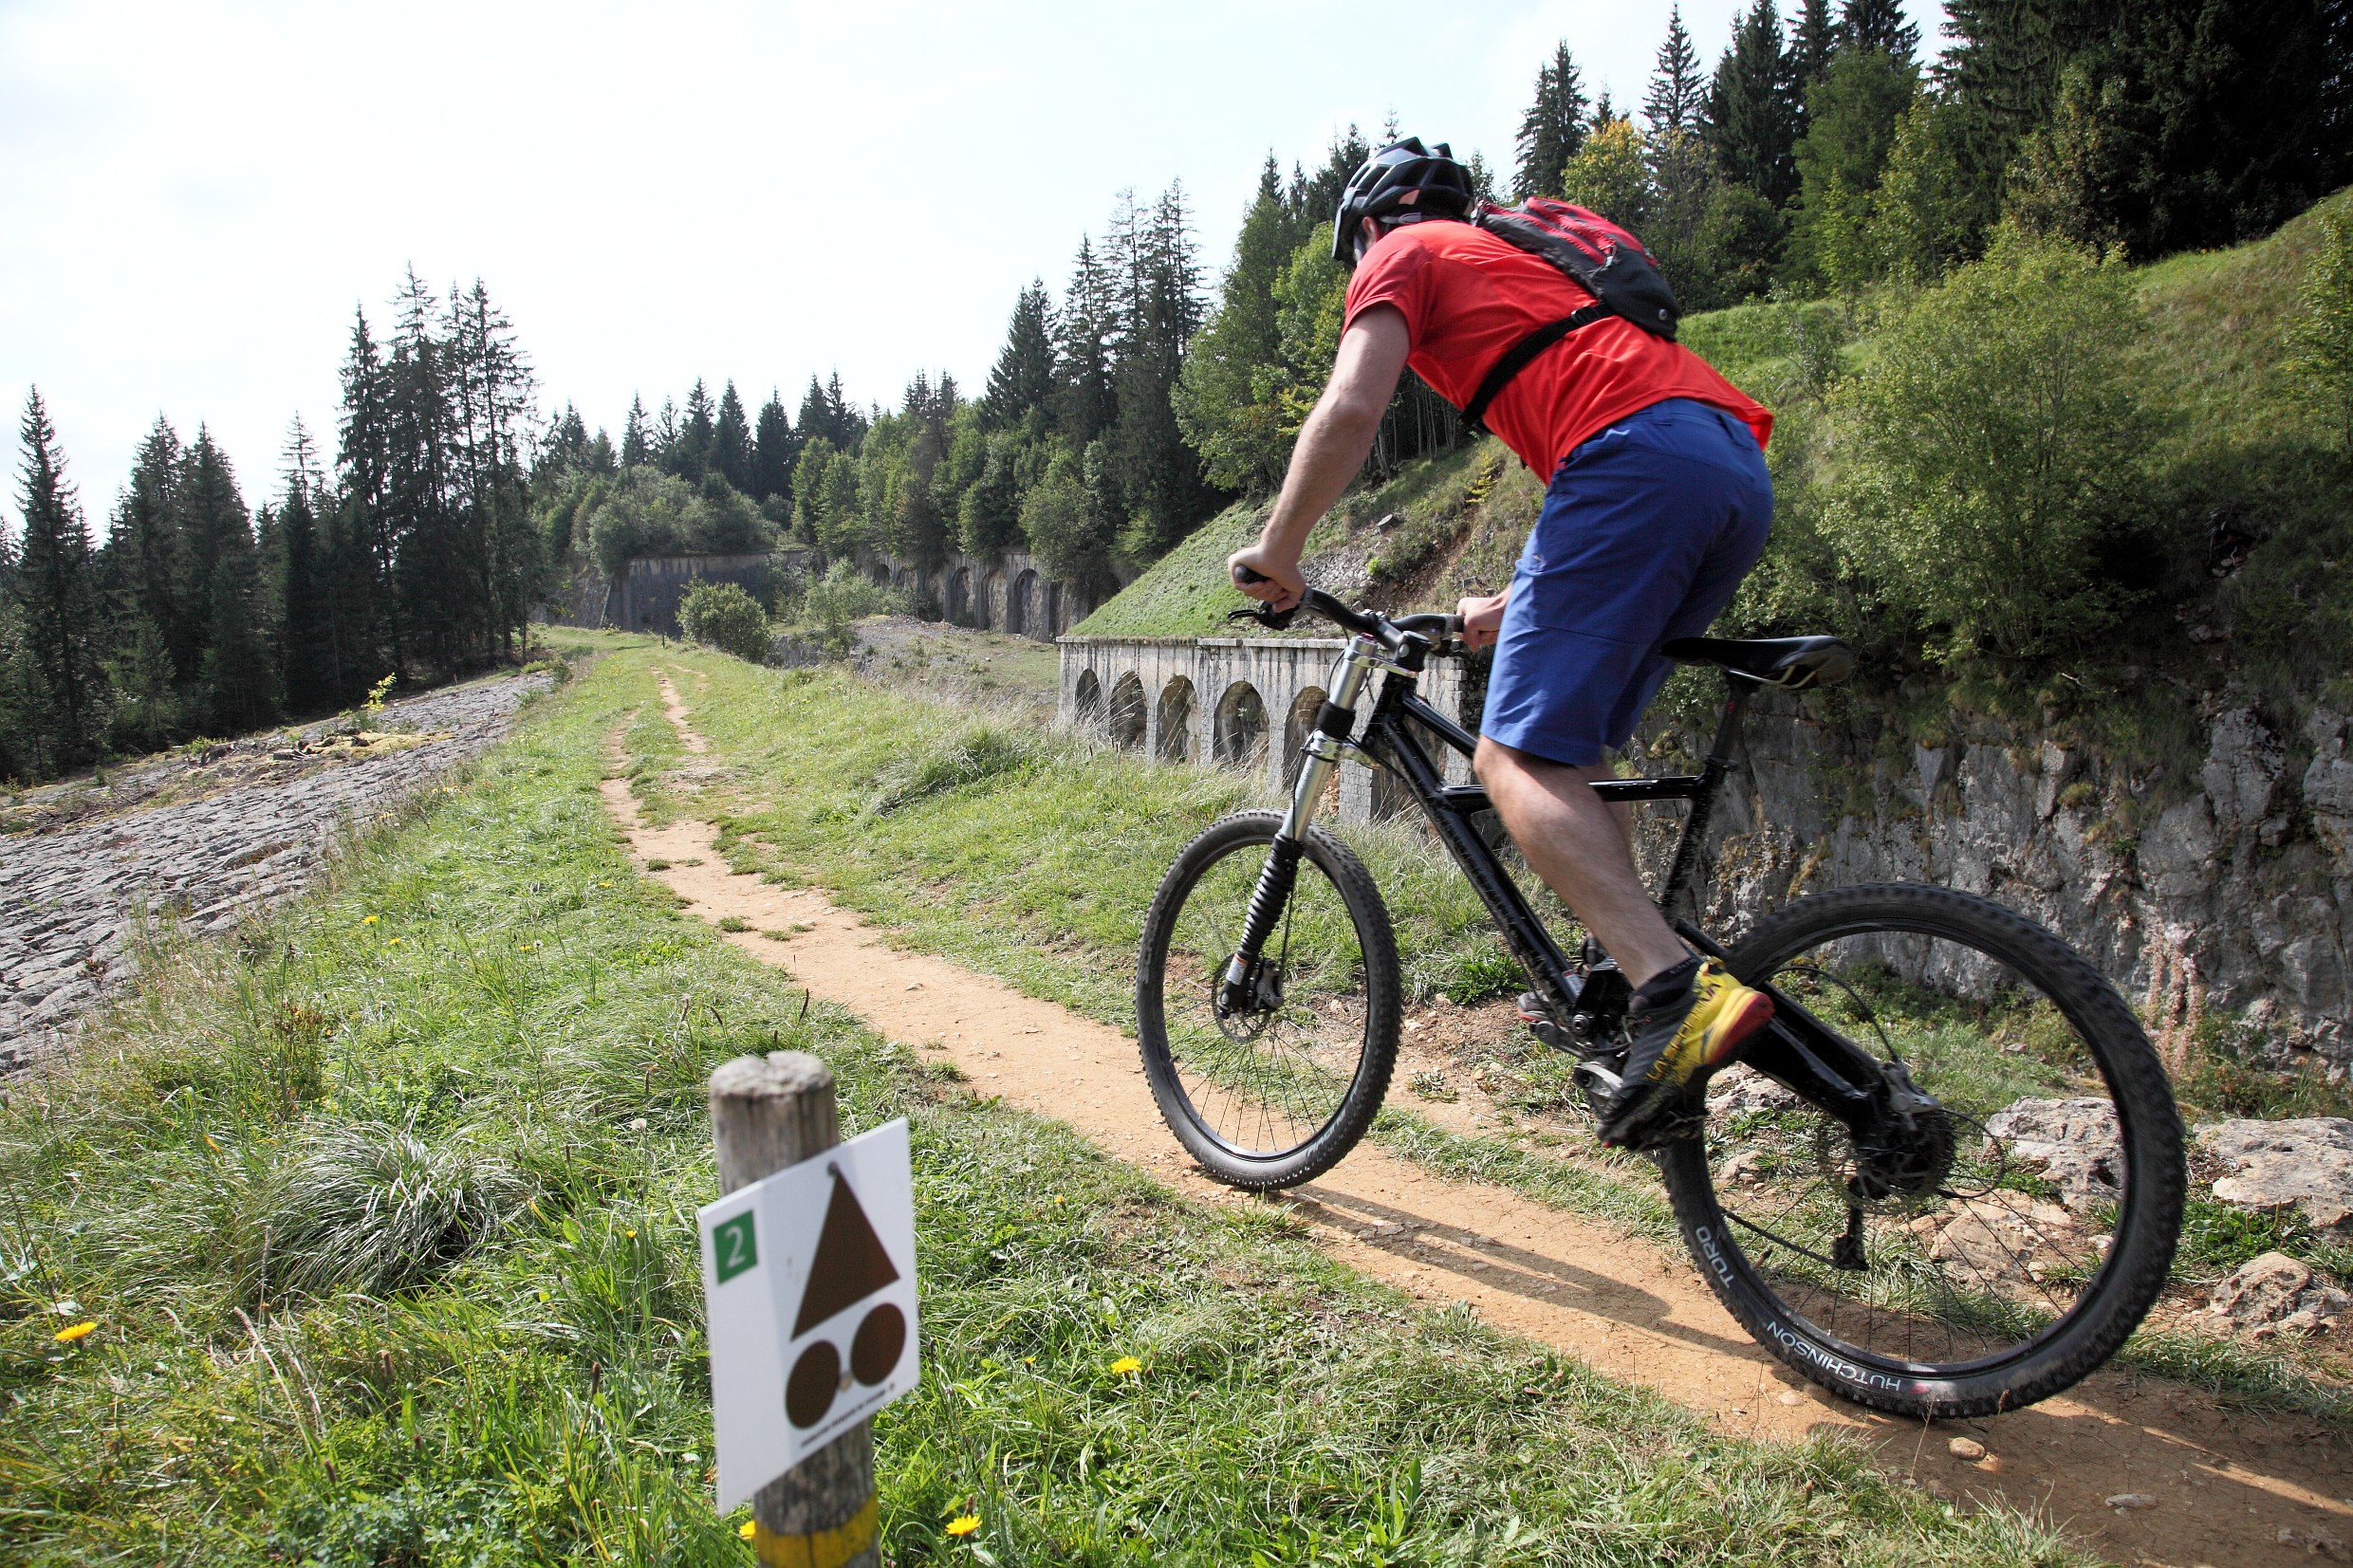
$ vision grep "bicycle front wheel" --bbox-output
[1136,810,1400,1189]
[1659,883,2184,1418]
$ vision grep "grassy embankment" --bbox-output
[0,644,2084,1566]
[633,631,2351,1420]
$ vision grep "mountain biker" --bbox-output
[1228,138,1777,1148]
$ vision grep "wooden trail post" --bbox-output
[709,1052,881,1568]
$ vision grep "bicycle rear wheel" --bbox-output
[1658,884,2184,1418]
[1136,810,1399,1189]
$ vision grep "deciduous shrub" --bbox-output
[799,560,903,652]
[677,580,773,663]
[1819,231,2150,663]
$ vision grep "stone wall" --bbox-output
[1660,694,2353,1065]
[541,551,806,637]
[1056,636,1472,822]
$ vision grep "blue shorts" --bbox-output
[1480,398,1773,767]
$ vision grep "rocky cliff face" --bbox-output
[1650,694,2353,1069]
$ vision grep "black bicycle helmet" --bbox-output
[1332,138,1475,268]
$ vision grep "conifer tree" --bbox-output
[1840,0,1920,63]
[1644,5,1707,135]
[9,390,107,770]
[752,391,796,499]
[275,421,336,713]
[713,381,753,491]
[1709,0,1802,206]
[621,395,652,468]
[983,280,1058,428]
[1514,42,1591,198]
[176,429,276,730]
[106,417,187,676]
[1053,236,1120,446]
[1791,0,1839,94]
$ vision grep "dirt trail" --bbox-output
[611,671,2349,1567]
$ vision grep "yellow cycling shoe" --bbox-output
[1599,958,1773,1148]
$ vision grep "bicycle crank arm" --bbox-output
[1677,921,1894,1134]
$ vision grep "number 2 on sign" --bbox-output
[713,1211,758,1283]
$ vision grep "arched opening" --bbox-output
[1156,676,1195,763]
[1214,682,1268,768]
[1074,669,1102,728]
[869,562,890,588]
[978,571,1002,631]
[1044,581,1064,636]
[1284,686,1326,781]
[1107,673,1145,750]
[947,568,973,625]
[1008,569,1039,637]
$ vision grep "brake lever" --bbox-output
[1226,602,1298,632]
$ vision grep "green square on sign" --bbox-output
[713,1211,758,1283]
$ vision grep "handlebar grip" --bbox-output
[1232,563,1269,586]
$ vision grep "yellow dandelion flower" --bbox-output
[624,1228,638,1239]
[945,1515,981,1537]
[1108,1356,1141,1375]
[737,1520,757,1540]
[361,914,379,925]
[54,1320,96,1343]
[387,938,402,947]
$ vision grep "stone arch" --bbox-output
[978,570,1002,631]
[1284,686,1326,781]
[1045,581,1064,636]
[868,562,891,588]
[1214,681,1268,768]
[1107,673,1146,751]
[1157,676,1195,763]
[947,567,973,625]
[1074,669,1102,728]
[1009,568,1038,636]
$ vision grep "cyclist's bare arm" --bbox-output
[1229,305,1410,610]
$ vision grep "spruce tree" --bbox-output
[752,391,796,499]
[621,395,652,468]
[176,429,277,730]
[275,459,335,714]
[1643,5,1707,135]
[796,377,836,451]
[1791,0,1839,93]
[335,305,400,681]
[107,417,187,678]
[10,390,108,770]
[1709,0,1801,206]
[1513,42,1591,198]
[713,381,753,491]
[983,280,1058,428]
[1839,0,1920,63]
[1053,236,1120,446]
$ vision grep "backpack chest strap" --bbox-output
[1460,303,1612,434]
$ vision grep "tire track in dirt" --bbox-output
[610,671,2349,1567]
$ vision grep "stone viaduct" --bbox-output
[1054,635,1473,823]
[545,546,1112,642]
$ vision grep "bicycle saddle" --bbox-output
[1659,634,1854,690]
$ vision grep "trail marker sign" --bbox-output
[699,1116,918,1510]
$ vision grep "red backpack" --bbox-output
[1461,197,1681,433]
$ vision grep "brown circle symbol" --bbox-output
[786,1339,840,1429]
[851,1302,906,1385]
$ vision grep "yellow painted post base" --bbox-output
[750,1492,879,1568]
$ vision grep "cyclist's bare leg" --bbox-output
[1474,737,1687,990]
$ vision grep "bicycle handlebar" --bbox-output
[1230,564,1466,655]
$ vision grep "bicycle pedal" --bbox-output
[1572,1059,1624,1120]
[1527,1017,1571,1051]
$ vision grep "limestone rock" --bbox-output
[1985,1098,2123,1212]
[1707,1064,1802,1119]
[2205,1251,2350,1335]
[2196,1118,2353,1233]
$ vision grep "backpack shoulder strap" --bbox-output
[1461,304,1611,434]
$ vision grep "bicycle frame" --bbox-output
[1244,628,1899,1137]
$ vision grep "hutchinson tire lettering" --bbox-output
[1693,1224,1912,1396]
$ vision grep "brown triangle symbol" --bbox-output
[792,1165,901,1336]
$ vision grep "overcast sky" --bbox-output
[1,0,1946,528]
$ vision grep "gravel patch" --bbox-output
[0,673,547,1070]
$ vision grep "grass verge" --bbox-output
[0,641,2086,1565]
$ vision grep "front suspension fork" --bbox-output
[1218,636,1377,1015]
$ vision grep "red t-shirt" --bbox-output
[1343,220,1772,471]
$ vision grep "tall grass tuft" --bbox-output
[248,1121,529,1302]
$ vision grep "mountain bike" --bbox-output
[1134,584,2185,1418]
